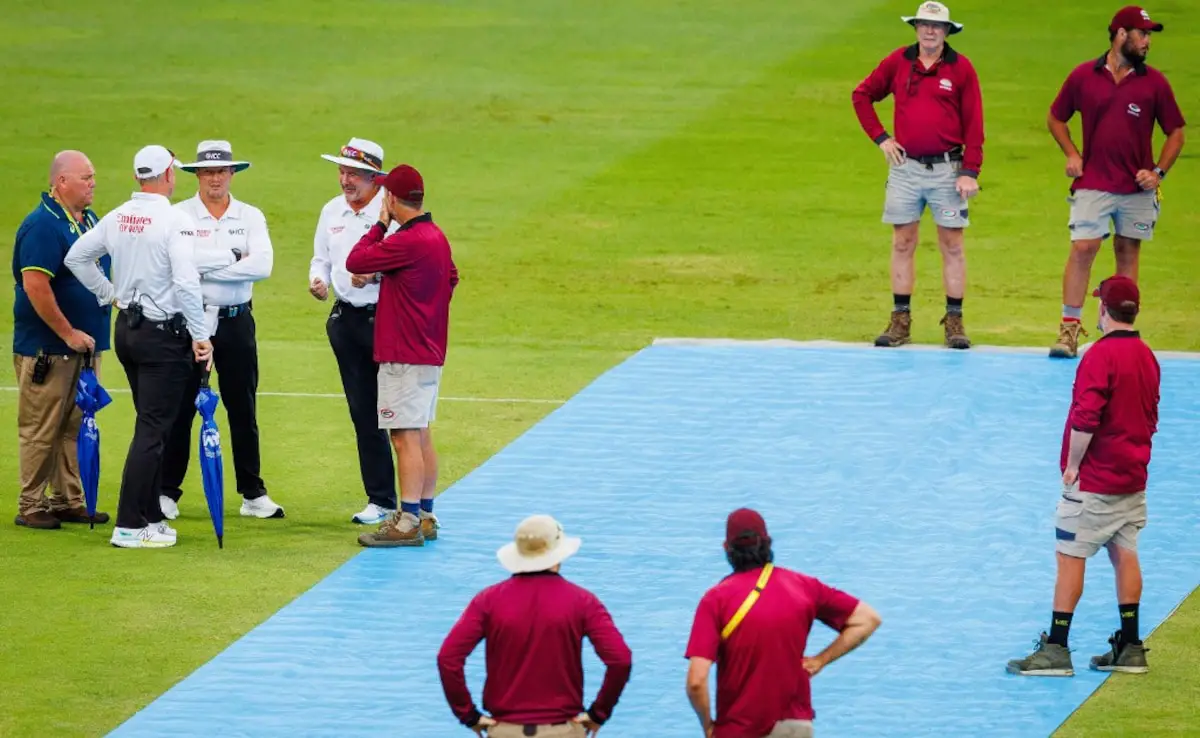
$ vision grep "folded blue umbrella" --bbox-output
[74,351,112,529]
[196,368,225,548]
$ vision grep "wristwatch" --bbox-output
[1153,166,1167,180]
[231,248,243,261]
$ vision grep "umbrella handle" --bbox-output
[83,350,94,370]
[200,366,212,389]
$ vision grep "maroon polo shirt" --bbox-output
[1050,54,1186,195]
[853,43,985,176]
[1062,330,1161,494]
[685,566,860,738]
[437,571,633,729]
[344,212,458,365]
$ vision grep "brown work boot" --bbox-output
[52,506,110,525]
[1049,321,1088,359]
[874,310,911,347]
[358,511,424,548]
[940,312,971,349]
[420,510,439,541]
[15,510,62,529]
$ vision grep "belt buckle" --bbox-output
[523,726,537,737]
[228,305,240,318]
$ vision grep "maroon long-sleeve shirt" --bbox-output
[437,571,633,728]
[344,212,457,366]
[1061,330,1161,494]
[852,43,985,176]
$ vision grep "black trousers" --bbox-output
[162,306,266,501]
[113,310,194,530]
[326,302,396,509]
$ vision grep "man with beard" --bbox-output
[309,137,400,526]
[1046,6,1185,358]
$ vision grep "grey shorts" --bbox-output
[1055,485,1147,558]
[1067,188,1159,241]
[883,158,970,228]
[377,363,441,430]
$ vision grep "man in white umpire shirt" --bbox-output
[161,140,284,521]
[64,144,216,549]
[309,137,398,525]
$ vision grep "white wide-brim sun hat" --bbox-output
[902,1,964,34]
[321,137,386,173]
[497,514,582,574]
[180,140,251,173]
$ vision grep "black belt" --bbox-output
[334,300,375,313]
[909,147,964,166]
[517,724,571,736]
[215,302,251,319]
[119,308,179,334]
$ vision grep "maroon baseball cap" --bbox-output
[1110,6,1164,33]
[374,164,424,204]
[1092,275,1140,310]
[725,508,770,548]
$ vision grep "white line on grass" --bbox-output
[0,386,564,404]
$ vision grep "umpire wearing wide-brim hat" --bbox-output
[320,137,386,174]
[180,140,252,173]
[160,138,285,523]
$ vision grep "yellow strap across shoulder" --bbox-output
[721,563,773,640]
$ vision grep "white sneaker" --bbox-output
[155,521,177,539]
[111,525,175,549]
[352,503,394,525]
[240,494,285,519]
[160,495,180,520]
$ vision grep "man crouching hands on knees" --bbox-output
[345,164,458,548]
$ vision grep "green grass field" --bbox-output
[1,1,1197,735]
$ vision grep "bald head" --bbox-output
[48,150,96,214]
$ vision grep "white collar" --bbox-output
[189,192,244,220]
[131,192,169,202]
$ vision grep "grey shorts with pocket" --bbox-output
[1067,188,1159,241]
[1055,485,1147,558]
[883,158,970,228]
[377,363,441,430]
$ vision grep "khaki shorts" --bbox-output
[883,157,970,228]
[766,720,814,738]
[377,363,441,430]
[487,723,584,738]
[1067,188,1159,241]
[1055,485,1147,558]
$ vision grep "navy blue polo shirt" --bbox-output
[11,192,112,356]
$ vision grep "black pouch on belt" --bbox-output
[31,351,52,385]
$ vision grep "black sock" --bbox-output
[1119,603,1140,644]
[1049,611,1073,647]
[946,296,963,315]
[893,294,911,313]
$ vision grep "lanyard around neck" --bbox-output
[46,191,90,238]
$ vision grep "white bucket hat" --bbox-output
[181,140,251,173]
[496,515,582,574]
[902,1,963,34]
[321,137,385,173]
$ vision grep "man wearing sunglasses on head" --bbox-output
[309,138,401,527]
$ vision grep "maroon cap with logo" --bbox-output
[1093,275,1140,310]
[374,164,424,205]
[725,508,770,548]
[1110,6,1164,33]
